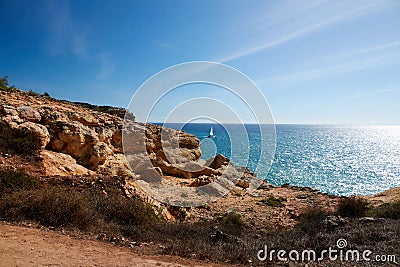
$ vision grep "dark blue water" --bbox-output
[157,123,400,196]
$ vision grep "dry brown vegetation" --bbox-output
[337,196,370,218]
[0,169,399,266]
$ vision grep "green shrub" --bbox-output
[337,196,369,218]
[369,202,400,219]
[0,76,16,92]
[27,89,40,97]
[94,191,158,227]
[259,196,287,207]
[219,212,246,235]
[222,212,246,227]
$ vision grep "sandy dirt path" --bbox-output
[0,223,225,267]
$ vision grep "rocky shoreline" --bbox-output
[1,89,398,228]
[1,88,399,267]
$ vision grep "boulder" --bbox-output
[68,111,100,127]
[189,175,213,187]
[96,154,133,177]
[324,215,348,228]
[17,106,41,122]
[144,124,201,162]
[40,150,93,176]
[123,123,205,178]
[0,104,18,117]
[206,154,230,169]
[157,160,219,178]
[40,107,63,125]
[47,121,110,169]
[19,122,50,148]
[236,179,250,189]
[0,119,49,154]
[177,131,201,149]
[139,167,163,183]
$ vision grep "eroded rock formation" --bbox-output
[0,90,260,219]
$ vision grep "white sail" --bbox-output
[210,126,213,136]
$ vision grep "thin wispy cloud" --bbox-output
[44,1,88,58]
[40,1,117,80]
[218,0,388,63]
[350,40,400,56]
[349,88,398,100]
[96,53,116,80]
[241,0,328,36]
[258,52,400,86]
[159,42,173,49]
[306,40,400,67]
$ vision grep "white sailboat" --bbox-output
[207,126,215,138]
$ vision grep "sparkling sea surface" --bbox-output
[158,123,400,196]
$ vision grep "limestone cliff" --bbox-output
[0,89,346,226]
[0,90,202,177]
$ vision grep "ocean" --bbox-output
[157,123,400,196]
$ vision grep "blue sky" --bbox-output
[0,0,399,124]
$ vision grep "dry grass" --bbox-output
[369,201,400,219]
[0,172,398,266]
[337,196,369,217]
[0,179,158,235]
[0,188,97,230]
[0,170,38,195]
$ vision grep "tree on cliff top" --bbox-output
[0,76,16,92]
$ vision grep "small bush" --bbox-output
[42,92,50,97]
[94,192,158,227]
[219,212,246,235]
[0,187,159,233]
[295,207,329,234]
[0,75,16,92]
[0,183,398,265]
[27,89,40,97]
[259,196,287,207]
[0,170,38,195]
[337,196,369,218]
[0,188,97,230]
[369,202,400,219]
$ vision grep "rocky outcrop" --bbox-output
[47,121,112,169]
[17,106,41,122]
[324,215,348,229]
[206,154,230,169]
[0,91,202,178]
[139,167,163,183]
[0,89,266,219]
[19,122,50,148]
[40,150,94,176]
[0,89,357,230]
[0,116,49,154]
[71,102,135,121]
[122,122,212,178]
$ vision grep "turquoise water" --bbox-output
[159,123,400,196]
